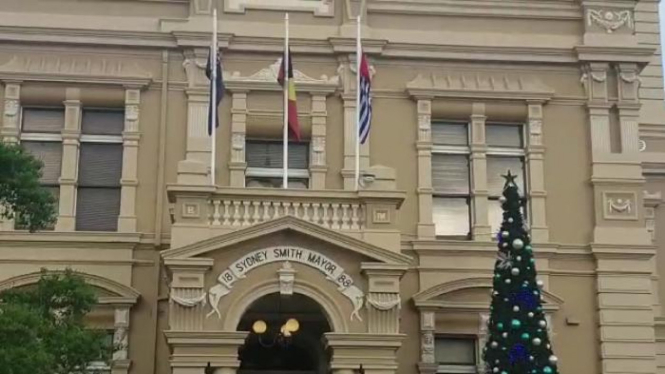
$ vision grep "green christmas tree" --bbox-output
[482,171,558,374]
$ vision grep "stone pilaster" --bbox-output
[0,82,20,230]
[166,258,213,331]
[118,88,141,233]
[1,82,20,143]
[415,98,435,239]
[310,94,328,190]
[470,103,491,241]
[111,306,131,374]
[55,88,81,231]
[362,263,406,334]
[419,310,436,364]
[526,101,549,242]
[229,91,247,187]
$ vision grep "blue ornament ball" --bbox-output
[543,367,553,374]
[511,319,521,329]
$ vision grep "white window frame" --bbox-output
[485,122,528,236]
[431,121,472,239]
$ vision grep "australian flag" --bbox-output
[205,49,224,136]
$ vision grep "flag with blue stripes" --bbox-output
[205,49,224,136]
[358,53,372,145]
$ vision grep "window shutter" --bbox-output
[81,110,125,136]
[78,144,123,187]
[21,141,62,185]
[431,154,469,194]
[75,188,121,231]
[434,338,476,365]
[486,124,523,148]
[22,108,65,133]
[431,122,468,146]
[246,141,309,169]
[487,156,525,196]
[432,198,470,236]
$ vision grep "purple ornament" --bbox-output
[509,343,529,365]
[511,289,539,310]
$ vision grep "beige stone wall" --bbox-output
[0,1,663,374]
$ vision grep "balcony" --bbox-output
[167,186,406,251]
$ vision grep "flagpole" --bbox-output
[283,13,289,189]
[354,14,361,191]
[211,9,218,186]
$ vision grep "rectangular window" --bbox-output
[435,337,477,374]
[75,109,124,232]
[486,124,526,235]
[245,140,309,189]
[16,108,65,230]
[431,122,471,238]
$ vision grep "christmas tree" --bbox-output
[482,171,558,374]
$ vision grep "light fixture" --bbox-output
[251,317,300,348]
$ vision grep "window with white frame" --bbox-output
[16,107,65,230]
[245,139,309,189]
[435,336,477,374]
[486,124,526,235]
[75,109,124,232]
[431,122,471,238]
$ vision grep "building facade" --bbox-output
[0,1,664,374]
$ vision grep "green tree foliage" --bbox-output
[0,142,57,232]
[482,172,559,374]
[0,269,110,374]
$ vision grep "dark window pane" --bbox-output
[75,188,121,231]
[432,154,470,194]
[432,122,468,146]
[21,141,62,184]
[246,141,309,169]
[486,124,523,148]
[432,198,470,237]
[82,110,124,136]
[22,108,65,133]
[78,143,123,187]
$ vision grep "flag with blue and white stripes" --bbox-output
[358,53,372,145]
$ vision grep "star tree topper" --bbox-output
[502,170,518,189]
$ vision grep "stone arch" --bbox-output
[0,271,140,305]
[413,277,563,310]
[223,278,348,333]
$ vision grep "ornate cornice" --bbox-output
[575,45,656,65]
[0,55,153,86]
[406,71,554,101]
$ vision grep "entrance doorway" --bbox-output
[237,293,331,374]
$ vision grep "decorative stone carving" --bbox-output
[113,307,130,361]
[366,293,401,311]
[639,139,647,152]
[603,192,638,220]
[580,63,609,102]
[337,60,376,95]
[644,191,662,242]
[417,100,432,143]
[225,59,339,92]
[0,55,152,85]
[182,56,209,88]
[173,247,364,321]
[311,136,326,166]
[231,133,245,163]
[587,9,633,33]
[278,261,296,296]
[529,118,543,146]
[407,72,552,100]
[421,330,435,363]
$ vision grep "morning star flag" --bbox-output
[358,53,372,145]
[277,48,301,141]
[205,48,224,136]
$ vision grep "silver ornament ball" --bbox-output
[529,356,535,362]
[491,341,498,348]
[513,306,520,312]
[508,217,514,223]
[549,355,558,365]
[512,238,524,250]
[501,231,510,239]
[528,312,534,318]
[532,337,542,346]
[539,320,547,328]
[511,268,520,276]
[502,332,508,338]
[537,280,544,288]
[505,279,511,284]
[493,368,499,373]
[499,196,506,203]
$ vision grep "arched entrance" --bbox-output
[237,293,331,374]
